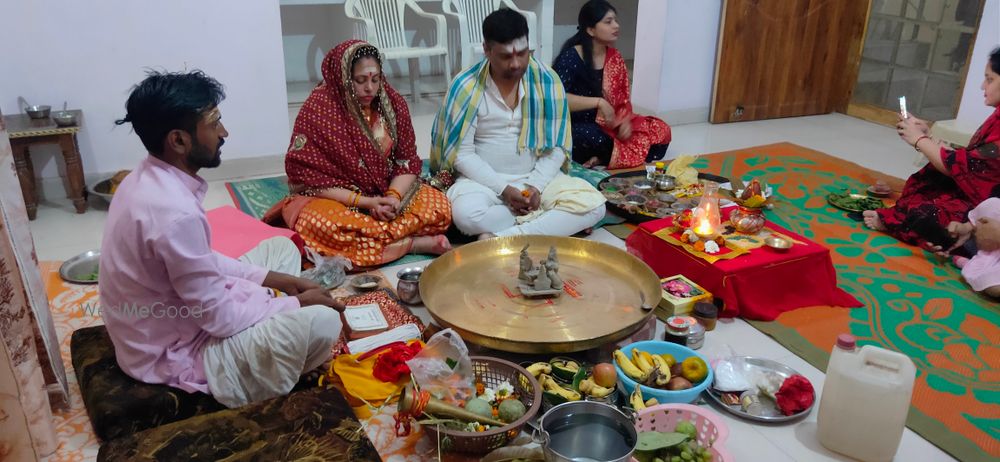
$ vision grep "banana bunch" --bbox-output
[616,349,671,387]
[629,386,659,410]
[614,349,648,382]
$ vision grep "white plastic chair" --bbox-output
[344,0,451,101]
[442,0,539,70]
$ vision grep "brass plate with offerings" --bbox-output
[419,236,661,353]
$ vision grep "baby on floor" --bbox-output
[948,197,1000,298]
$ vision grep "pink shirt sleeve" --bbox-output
[213,252,267,284]
[154,214,300,338]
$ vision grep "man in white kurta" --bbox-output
[441,9,605,239]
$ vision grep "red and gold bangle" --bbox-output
[386,188,403,201]
[913,135,931,152]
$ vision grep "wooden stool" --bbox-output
[3,110,86,220]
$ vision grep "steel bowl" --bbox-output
[25,105,51,119]
[654,174,677,191]
[60,250,100,284]
[764,235,793,251]
[395,267,423,304]
[52,111,77,127]
[351,274,382,291]
[536,401,637,462]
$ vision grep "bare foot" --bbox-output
[862,210,886,231]
[477,232,496,241]
[953,256,969,268]
[411,235,452,255]
[582,156,600,169]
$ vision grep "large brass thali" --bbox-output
[419,236,660,353]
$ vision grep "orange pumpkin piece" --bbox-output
[694,241,706,251]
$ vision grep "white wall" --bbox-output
[955,0,999,130]
[633,0,722,124]
[0,1,290,180]
[279,0,550,87]
[551,0,639,61]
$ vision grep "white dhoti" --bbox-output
[449,173,606,237]
[202,237,342,408]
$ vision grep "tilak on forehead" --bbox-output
[498,36,529,54]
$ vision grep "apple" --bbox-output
[666,376,693,391]
[592,363,617,388]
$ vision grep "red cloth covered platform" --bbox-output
[625,208,861,320]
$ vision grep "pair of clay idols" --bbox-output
[517,245,563,297]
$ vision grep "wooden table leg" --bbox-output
[10,139,38,220]
[59,133,87,214]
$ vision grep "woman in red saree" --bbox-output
[552,0,671,170]
[864,46,1000,252]
[269,40,452,268]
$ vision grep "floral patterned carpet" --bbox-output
[695,143,998,462]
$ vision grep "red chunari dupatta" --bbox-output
[597,47,672,169]
[285,40,421,197]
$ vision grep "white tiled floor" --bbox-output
[30,106,955,461]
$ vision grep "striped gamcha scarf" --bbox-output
[429,55,572,174]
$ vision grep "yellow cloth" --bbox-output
[516,174,606,224]
[326,340,424,419]
[666,154,700,186]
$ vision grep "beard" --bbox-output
[187,137,223,169]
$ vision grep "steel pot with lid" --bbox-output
[530,400,637,462]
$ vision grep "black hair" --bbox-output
[115,70,225,156]
[558,0,617,93]
[990,46,1000,75]
[482,8,529,46]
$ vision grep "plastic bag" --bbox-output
[713,356,753,392]
[405,328,474,403]
[300,247,351,289]
[665,154,700,186]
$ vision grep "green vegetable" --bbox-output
[464,398,493,420]
[674,420,698,439]
[498,399,526,423]
[636,431,689,451]
[827,192,884,212]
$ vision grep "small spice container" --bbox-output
[693,301,718,331]
[664,316,691,345]
[686,321,705,350]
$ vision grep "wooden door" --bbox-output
[710,0,871,123]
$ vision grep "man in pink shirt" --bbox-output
[100,70,343,408]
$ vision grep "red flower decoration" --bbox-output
[775,374,815,416]
[372,342,423,383]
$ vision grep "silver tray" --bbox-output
[60,250,100,284]
[704,356,814,423]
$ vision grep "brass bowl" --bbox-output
[764,236,793,251]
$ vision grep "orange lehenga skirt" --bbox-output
[291,185,451,267]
